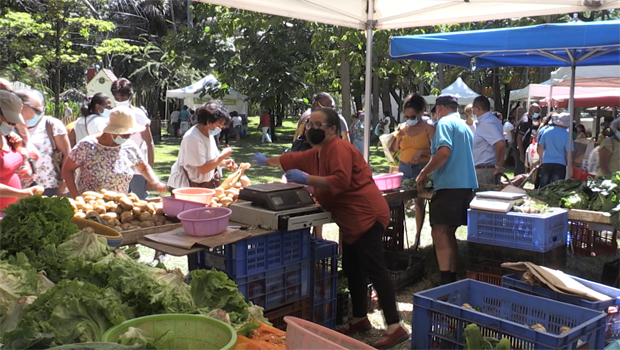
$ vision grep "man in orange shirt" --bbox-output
[259,110,271,143]
[253,108,408,349]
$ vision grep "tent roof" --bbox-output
[390,20,620,69]
[441,77,479,99]
[193,0,620,30]
[166,75,218,99]
[553,65,620,87]
[541,90,620,108]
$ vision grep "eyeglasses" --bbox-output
[25,104,44,116]
[305,122,330,130]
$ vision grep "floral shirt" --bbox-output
[69,136,144,194]
[351,120,365,143]
[28,116,67,189]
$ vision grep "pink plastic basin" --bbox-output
[162,196,206,218]
[284,316,376,350]
[373,172,404,191]
[177,207,232,237]
[172,187,216,204]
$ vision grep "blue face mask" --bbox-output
[26,113,43,128]
[532,113,540,119]
[113,136,128,145]
[0,122,14,135]
[209,127,222,136]
[100,109,111,119]
[406,118,419,126]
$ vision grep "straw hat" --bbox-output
[0,90,25,125]
[103,106,145,134]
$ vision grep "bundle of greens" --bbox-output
[1,279,134,349]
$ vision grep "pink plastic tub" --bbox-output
[373,172,404,191]
[162,196,206,218]
[177,207,232,237]
[284,316,376,350]
[172,187,216,204]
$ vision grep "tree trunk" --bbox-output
[379,79,391,119]
[353,93,362,114]
[339,51,351,124]
[438,64,445,90]
[371,52,379,123]
[492,68,503,115]
[54,18,61,119]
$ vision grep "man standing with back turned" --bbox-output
[416,95,478,285]
[472,96,505,184]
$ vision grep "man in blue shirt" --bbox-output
[537,113,571,188]
[416,95,478,285]
[472,96,506,184]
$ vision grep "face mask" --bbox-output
[0,122,14,136]
[532,113,540,119]
[307,128,326,145]
[100,109,111,119]
[209,127,222,136]
[116,99,131,107]
[26,113,43,128]
[113,136,128,145]
[406,118,419,126]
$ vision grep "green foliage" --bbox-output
[190,269,250,325]
[0,279,134,349]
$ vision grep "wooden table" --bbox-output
[567,209,612,226]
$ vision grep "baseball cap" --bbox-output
[0,90,25,125]
[435,94,459,106]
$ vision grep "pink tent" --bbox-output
[541,90,620,108]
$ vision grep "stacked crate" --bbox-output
[188,228,312,323]
[310,237,339,329]
[465,208,568,285]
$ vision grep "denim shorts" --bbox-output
[399,162,428,180]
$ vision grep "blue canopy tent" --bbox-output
[389,20,620,175]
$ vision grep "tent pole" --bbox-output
[567,62,576,179]
[362,0,374,163]
[165,98,169,136]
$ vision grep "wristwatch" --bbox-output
[495,165,505,170]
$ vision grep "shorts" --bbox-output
[429,188,475,227]
[399,162,427,180]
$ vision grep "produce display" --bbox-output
[0,196,279,350]
[210,162,251,208]
[68,190,171,232]
[529,171,620,229]
[464,324,511,350]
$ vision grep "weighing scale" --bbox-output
[469,191,526,213]
[238,183,315,211]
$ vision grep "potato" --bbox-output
[83,195,97,203]
[74,212,86,219]
[32,186,45,196]
[120,223,132,230]
[154,221,163,226]
[164,220,174,225]
[96,198,106,205]
[153,214,166,224]
[138,211,153,222]
[114,193,126,202]
[101,212,118,221]
[85,210,99,218]
[118,197,133,210]
[128,225,141,230]
[94,205,107,215]
[146,203,157,215]
[140,221,155,228]
[82,191,104,200]
[127,193,140,202]
[103,191,118,201]
[217,193,226,200]
[155,208,164,216]
[75,196,85,204]
[113,226,122,232]
[214,187,225,197]
[120,211,134,223]
[82,204,94,212]
[132,206,142,216]
[114,205,124,214]
[113,219,122,227]
[129,220,141,226]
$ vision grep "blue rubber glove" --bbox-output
[285,169,309,185]
[252,153,268,166]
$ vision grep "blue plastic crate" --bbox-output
[502,272,620,311]
[467,208,568,251]
[310,237,338,328]
[412,279,607,350]
[236,260,310,311]
[189,228,311,277]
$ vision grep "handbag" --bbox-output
[182,166,221,189]
[45,118,64,181]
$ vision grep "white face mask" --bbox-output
[0,122,14,136]
[406,118,419,126]
[116,100,131,107]
[209,127,222,136]
[113,136,128,145]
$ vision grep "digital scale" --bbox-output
[238,183,315,211]
[232,183,332,230]
[469,191,526,213]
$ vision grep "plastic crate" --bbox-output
[502,272,620,311]
[188,228,310,277]
[602,259,620,288]
[284,316,377,350]
[384,201,406,251]
[467,208,568,251]
[310,237,338,329]
[264,297,311,331]
[466,241,566,275]
[236,260,310,311]
[385,251,425,290]
[569,221,618,257]
[412,279,607,350]
[466,270,503,286]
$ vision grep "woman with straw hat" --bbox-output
[62,106,166,198]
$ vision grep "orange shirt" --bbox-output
[280,137,390,244]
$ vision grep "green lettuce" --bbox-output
[190,269,250,324]
[58,230,112,262]
[1,279,134,349]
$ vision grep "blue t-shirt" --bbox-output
[539,126,570,166]
[431,112,478,190]
[179,110,190,122]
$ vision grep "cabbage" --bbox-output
[57,230,111,262]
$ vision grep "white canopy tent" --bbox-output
[424,77,485,106]
[193,0,620,161]
[165,75,249,118]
